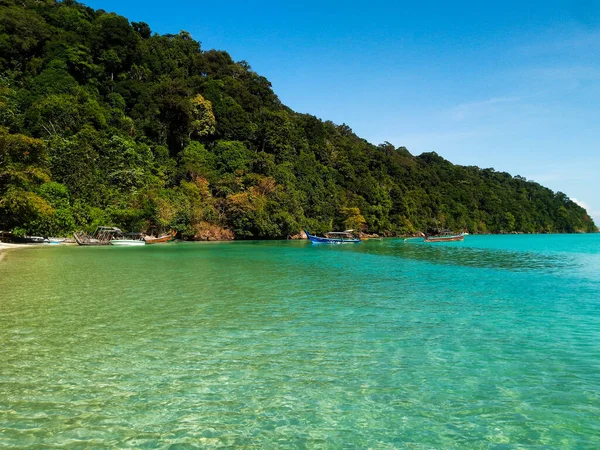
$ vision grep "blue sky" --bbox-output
[88,0,600,223]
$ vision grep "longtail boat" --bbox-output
[110,239,145,246]
[144,233,173,244]
[74,227,123,246]
[10,236,47,244]
[423,233,465,243]
[304,229,361,244]
[111,232,145,246]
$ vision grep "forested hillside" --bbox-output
[0,0,596,238]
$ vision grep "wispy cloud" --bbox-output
[449,97,521,121]
[512,27,600,92]
[572,197,592,210]
[523,66,600,82]
[395,128,494,151]
[526,157,600,183]
[527,171,591,184]
[572,198,600,223]
[517,29,600,56]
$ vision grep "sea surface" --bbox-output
[1,234,599,448]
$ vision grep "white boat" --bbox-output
[110,232,145,246]
[46,238,66,245]
[110,239,145,246]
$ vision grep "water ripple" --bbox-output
[1,235,599,447]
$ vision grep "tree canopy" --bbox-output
[0,0,596,238]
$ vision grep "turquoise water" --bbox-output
[1,234,599,448]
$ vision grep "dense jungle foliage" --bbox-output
[0,0,596,238]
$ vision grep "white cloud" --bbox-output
[572,197,591,210]
[571,198,600,224]
[449,97,520,121]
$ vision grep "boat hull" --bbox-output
[424,234,465,242]
[11,236,47,244]
[304,230,361,244]
[144,234,172,244]
[110,240,146,246]
[74,229,118,246]
[46,238,66,245]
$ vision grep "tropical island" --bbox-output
[0,0,596,240]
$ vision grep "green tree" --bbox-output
[0,0,594,238]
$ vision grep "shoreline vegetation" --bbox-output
[0,230,595,253]
[1,230,597,259]
[0,0,597,239]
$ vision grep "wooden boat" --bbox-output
[74,227,123,246]
[304,229,361,244]
[144,233,173,244]
[110,239,145,246]
[10,236,47,244]
[111,232,145,246]
[423,233,465,243]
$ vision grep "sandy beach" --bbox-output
[0,243,31,260]
[0,242,30,251]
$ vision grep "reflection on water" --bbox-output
[367,241,570,272]
[339,234,600,278]
[1,234,599,447]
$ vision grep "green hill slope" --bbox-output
[0,0,596,238]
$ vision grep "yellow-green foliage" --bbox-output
[0,0,595,237]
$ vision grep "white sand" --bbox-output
[0,242,75,253]
[0,242,30,260]
[0,242,29,250]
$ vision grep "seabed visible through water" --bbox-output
[1,234,599,447]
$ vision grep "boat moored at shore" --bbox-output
[110,232,145,246]
[74,227,124,246]
[110,239,145,246]
[144,233,174,244]
[304,229,361,244]
[9,236,47,244]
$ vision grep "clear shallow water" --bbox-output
[1,235,599,448]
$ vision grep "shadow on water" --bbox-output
[312,238,577,274]
[153,235,597,279]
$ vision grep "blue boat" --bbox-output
[304,229,361,244]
